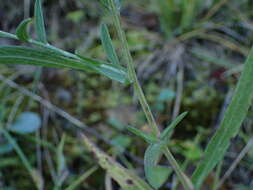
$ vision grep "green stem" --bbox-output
[107,1,194,190]
[64,166,98,190]
[108,0,159,137]
[163,148,194,190]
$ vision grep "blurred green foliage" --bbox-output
[0,0,253,189]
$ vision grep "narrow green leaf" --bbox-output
[0,45,93,70]
[0,46,129,83]
[192,46,253,189]
[77,54,129,83]
[191,47,235,69]
[34,0,47,43]
[144,143,170,189]
[65,166,98,190]
[0,31,18,40]
[126,126,157,143]
[57,134,66,177]
[100,23,120,65]
[160,112,188,141]
[181,0,198,29]
[16,18,33,42]
[82,134,153,190]
[157,0,175,37]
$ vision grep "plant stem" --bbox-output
[108,0,159,137]
[107,1,194,190]
[163,148,194,190]
[65,166,98,190]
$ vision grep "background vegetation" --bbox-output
[0,0,253,189]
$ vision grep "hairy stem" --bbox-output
[107,1,194,189]
[163,148,194,190]
[108,0,159,137]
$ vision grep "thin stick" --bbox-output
[217,137,253,188]
[163,148,194,190]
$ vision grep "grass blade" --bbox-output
[65,166,98,190]
[192,46,253,189]
[34,0,47,43]
[16,18,33,42]
[82,134,153,190]
[181,0,198,29]
[57,134,66,177]
[100,23,120,65]
[191,47,235,69]
[157,0,175,37]
[55,134,67,189]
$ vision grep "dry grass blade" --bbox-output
[82,134,153,190]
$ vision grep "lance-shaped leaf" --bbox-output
[100,23,120,65]
[0,46,129,83]
[82,134,153,190]
[160,112,188,142]
[192,46,253,189]
[16,18,33,42]
[34,0,47,43]
[144,142,171,189]
[56,134,67,187]
[126,126,157,143]
[0,31,17,40]
[77,54,129,83]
